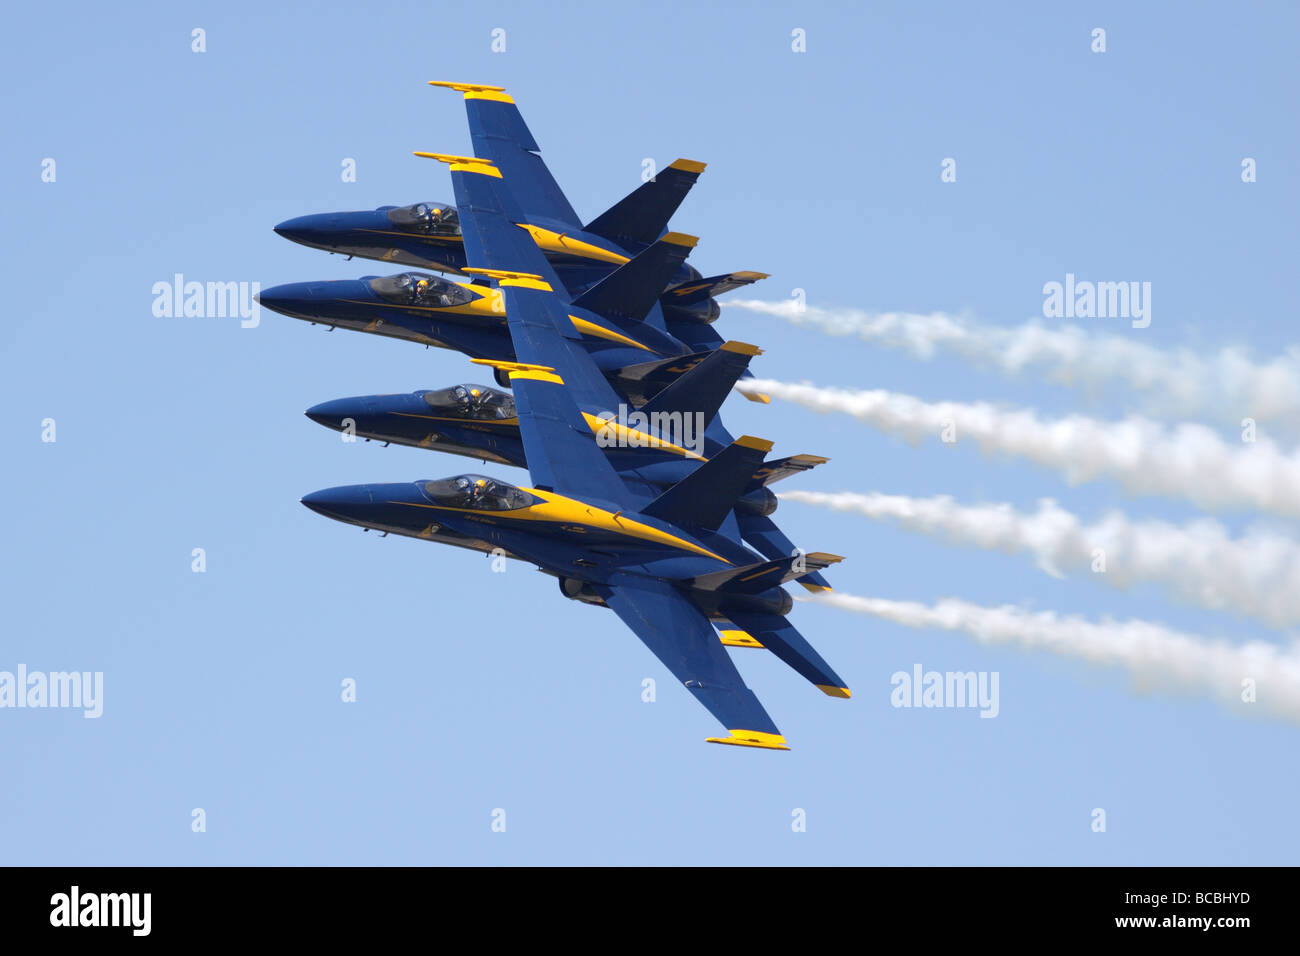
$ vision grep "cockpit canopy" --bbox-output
[420,384,516,420]
[385,202,460,236]
[368,272,476,308]
[421,474,534,511]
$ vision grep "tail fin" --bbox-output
[640,341,760,425]
[584,159,706,249]
[571,232,697,323]
[724,609,851,698]
[748,454,830,491]
[689,552,844,594]
[640,436,772,531]
[660,320,769,405]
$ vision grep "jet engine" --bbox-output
[558,577,608,608]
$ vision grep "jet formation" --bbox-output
[264,82,848,749]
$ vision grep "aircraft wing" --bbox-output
[430,82,583,231]
[595,575,789,749]
[422,151,632,505]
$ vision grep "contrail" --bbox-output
[782,489,1300,627]
[727,299,1300,429]
[807,592,1300,724]
[738,378,1300,517]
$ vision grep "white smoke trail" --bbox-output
[782,489,1300,627]
[807,592,1300,724]
[737,378,1300,517]
[727,299,1300,428]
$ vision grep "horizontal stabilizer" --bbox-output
[748,454,830,490]
[603,347,716,406]
[737,514,835,592]
[571,232,697,323]
[690,552,844,595]
[663,271,770,306]
[640,436,773,532]
[584,159,706,249]
[640,341,761,425]
[725,609,851,699]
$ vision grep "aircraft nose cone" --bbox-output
[305,398,360,429]
[299,488,335,517]
[300,485,375,521]
[256,281,316,317]
[274,213,334,244]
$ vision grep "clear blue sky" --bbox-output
[2,1,1297,864]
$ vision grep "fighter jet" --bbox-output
[272,82,767,351]
[301,142,849,748]
[257,224,722,398]
[303,363,830,506]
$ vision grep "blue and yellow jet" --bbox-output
[272,82,767,345]
[268,144,833,590]
[301,148,849,748]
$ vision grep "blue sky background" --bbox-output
[2,1,1297,864]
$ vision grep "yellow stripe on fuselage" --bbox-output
[580,413,706,461]
[339,287,502,320]
[568,315,652,351]
[516,224,629,265]
[389,412,520,427]
[393,488,729,563]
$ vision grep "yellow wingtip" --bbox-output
[668,158,707,174]
[428,81,513,103]
[742,390,772,405]
[462,267,549,290]
[706,731,790,751]
[817,685,852,699]
[718,629,764,649]
[412,152,502,177]
[719,340,763,357]
[428,80,506,92]
[469,358,555,374]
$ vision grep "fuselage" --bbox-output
[256,272,686,371]
[304,387,778,515]
[273,204,718,324]
[301,476,745,580]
